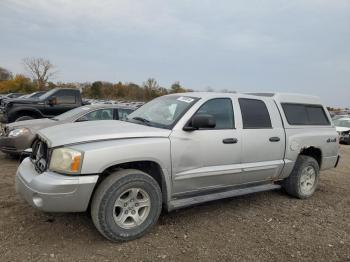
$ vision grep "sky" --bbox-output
[0,0,349,107]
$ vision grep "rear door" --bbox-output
[237,97,285,183]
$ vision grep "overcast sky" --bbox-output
[0,0,349,107]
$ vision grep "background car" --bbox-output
[17,91,46,99]
[0,92,24,105]
[0,104,136,156]
[0,88,86,123]
[332,114,349,121]
[334,117,350,144]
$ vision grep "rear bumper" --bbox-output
[334,155,340,168]
[16,158,99,212]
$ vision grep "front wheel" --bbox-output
[91,169,162,241]
[283,155,320,199]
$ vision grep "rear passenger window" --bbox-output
[281,104,308,125]
[282,103,330,125]
[194,98,234,129]
[239,98,272,129]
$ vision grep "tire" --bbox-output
[283,155,320,199]
[8,153,20,159]
[91,169,162,242]
[15,116,34,122]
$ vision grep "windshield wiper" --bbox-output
[132,117,152,126]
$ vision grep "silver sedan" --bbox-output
[0,104,135,156]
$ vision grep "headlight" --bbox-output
[49,148,83,174]
[8,128,29,137]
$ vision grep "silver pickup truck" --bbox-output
[15,92,340,241]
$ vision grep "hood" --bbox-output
[7,118,57,132]
[4,98,40,106]
[336,126,350,133]
[38,120,171,147]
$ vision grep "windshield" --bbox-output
[53,106,91,121]
[30,91,46,98]
[334,119,350,128]
[38,89,57,100]
[127,95,199,129]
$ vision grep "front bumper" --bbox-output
[16,158,99,212]
[0,133,34,155]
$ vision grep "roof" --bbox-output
[166,92,324,105]
[84,103,137,110]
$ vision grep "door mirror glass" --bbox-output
[185,114,216,130]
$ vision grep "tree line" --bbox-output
[82,79,190,101]
[0,58,192,101]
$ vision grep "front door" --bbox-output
[170,98,242,196]
[45,90,77,116]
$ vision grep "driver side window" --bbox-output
[78,109,113,121]
[193,98,234,129]
[54,90,76,104]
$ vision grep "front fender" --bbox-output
[70,137,172,204]
[7,106,44,120]
[69,137,171,175]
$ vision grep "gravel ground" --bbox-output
[0,146,349,262]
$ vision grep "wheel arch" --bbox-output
[299,146,322,168]
[8,107,43,121]
[90,160,170,207]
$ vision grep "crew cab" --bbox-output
[15,92,339,241]
[0,88,84,123]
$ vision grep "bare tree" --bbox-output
[206,86,214,92]
[221,89,237,93]
[22,57,56,90]
[0,67,12,81]
[143,78,159,90]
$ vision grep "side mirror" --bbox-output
[48,96,57,106]
[183,114,216,131]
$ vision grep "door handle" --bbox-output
[269,137,280,142]
[222,138,238,144]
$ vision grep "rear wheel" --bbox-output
[91,169,162,241]
[15,116,34,122]
[283,155,319,199]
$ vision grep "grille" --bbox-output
[31,138,49,173]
